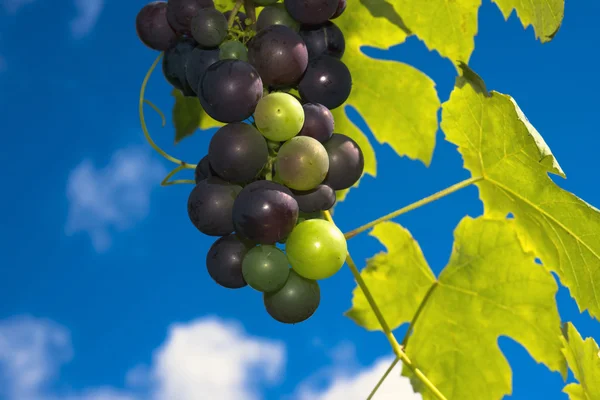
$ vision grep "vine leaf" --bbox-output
[335,1,440,169]
[172,89,201,143]
[400,216,566,400]
[345,221,436,330]
[442,64,600,321]
[366,0,564,64]
[561,322,600,400]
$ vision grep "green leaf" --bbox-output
[345,221,436,330]
[335,2,440,167]
[402,216,566,400]
[561,322,600,400]
[171,89,201,144]
[442,64,600,320]
[365,0,564,64]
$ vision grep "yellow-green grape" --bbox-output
[254,92,305,141]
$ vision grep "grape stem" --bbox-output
[139,53,197,169]
[344,176,483,239]
[161,164,196,186]
[228,0,244,28]
[323,210,448,400]
[243,0,257,25]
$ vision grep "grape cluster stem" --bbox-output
[323,210,448,400]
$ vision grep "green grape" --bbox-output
[254,92,304,141]
[219,39,248,61]
[264,269,320,323]
[275,136,329,191]
[285,219,347,280]
[242,245,290,292]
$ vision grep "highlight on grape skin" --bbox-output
[135,0,355,324]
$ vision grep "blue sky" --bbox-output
[0,0,599,399]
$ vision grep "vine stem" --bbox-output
[366,357,399,400]
[344,176,483,239]
[227,0,244,28]
[244,0,257,25]
[368,279,440,398]
[139,53,195,169]
[322,211,448,400]
[161,164,196,186]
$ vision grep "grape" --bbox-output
[298,103,334,143]
[298,55,351,109]
[208,123,269,184]
[163,37,197,96]
[264,269,320,323]
[331,0,346,18]
[292,184,336,213]
[206,234,251,289]
[247,25,308,88]
[285,219,346,280]
[185,46,220,95]
[198,59,263,123]
[242,245,290,292]
[191,8,228,48]
[187,177,242,236]
[223,10,247,30]
[323,133,364,190]
[275,136,329,191]
[167,0,215,35]
[284,0,338,25]
[220,40,248,61]
[256,3,300,32]
[194,155,215,183]
[299,22,345,59]
[255,0,278,6]
[136,2,178,51]
[233,180,299,244]
[254,92,305,142]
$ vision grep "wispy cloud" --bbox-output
[65,146,167,252]
[70,0,104,39]
[0,316,285,400]
[294,342,421,400]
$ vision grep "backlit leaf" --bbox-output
[402,217,566,400]
[561,322,600,400]
[442,65,600,320]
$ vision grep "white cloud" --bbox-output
[70,0,104,39]
[0,316,285,400]
[2,0,36,14]
[65,146,167,252]
[295,343,421,400]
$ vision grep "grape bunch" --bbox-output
[136,0,362,324]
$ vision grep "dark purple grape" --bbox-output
[198,59,263,122]
[206,234,251,289]
[264,269,320,323]
[187,177,242,236]
[292,184,336,213]
[233,180,299,244]
[331,0,346,19]
[223,10,247,30]
[191,8,228,48]
[194,155,215,183]
[284,0,338,25]
[163,37,197,96]
[323,133,364,190]
[136,1,178,51]
[208,123,269,184]
[256,3,300,32]
[247,25,308,88]
[298,55,351,109]
[298,103,334,142]
[185,46,220,95]
[167,0,215,35]
[299,22,345,59]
